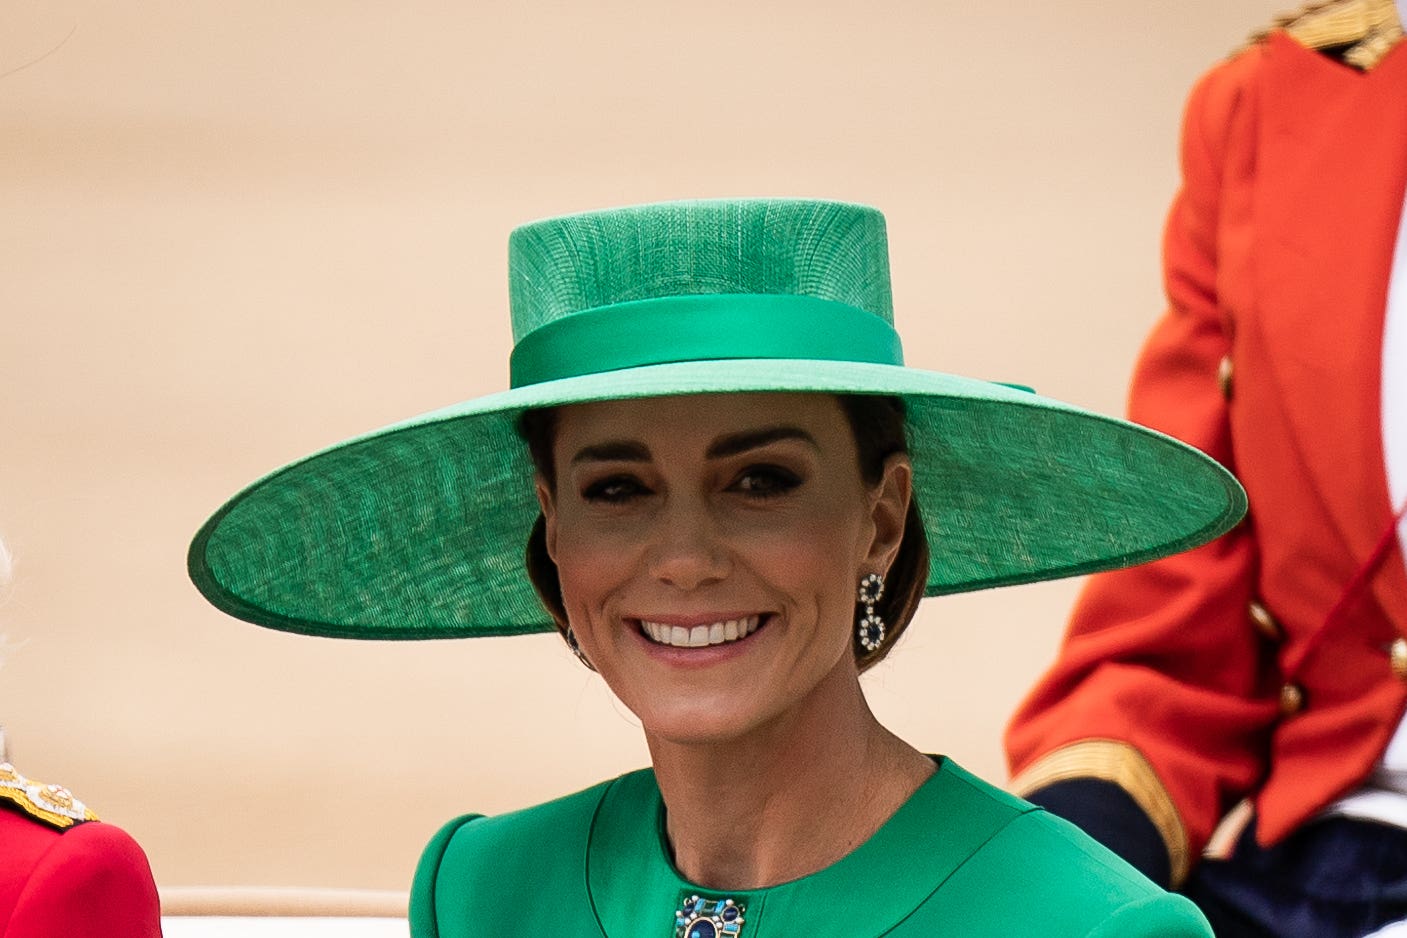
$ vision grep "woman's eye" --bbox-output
[732,465,802,498]
[582,475,649,503]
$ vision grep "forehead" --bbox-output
[552,392,851,447]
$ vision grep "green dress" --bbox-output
[410,758,1211,937]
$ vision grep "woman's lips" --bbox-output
[638,615,763,648]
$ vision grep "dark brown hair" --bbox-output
[517,394,930,671]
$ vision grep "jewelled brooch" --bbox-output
[674,893,746,938]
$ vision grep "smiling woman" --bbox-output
[188,199,1244,937]
[518,392,928,674]
[538,395,912,749]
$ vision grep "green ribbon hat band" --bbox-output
[187,199,1247,641]
[508,294,906,388]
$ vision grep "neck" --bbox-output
[645,660,935,890]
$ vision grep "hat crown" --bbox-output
[189,197,1247,642]
[507,199,895,343]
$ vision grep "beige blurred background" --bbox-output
[2,0,1276,892]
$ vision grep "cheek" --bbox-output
[743,503,868,601]
[548,513,639,612]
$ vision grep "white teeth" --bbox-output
[640,615,761,648]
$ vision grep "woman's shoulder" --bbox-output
[411,769,653,936]
[963,812,1211,934]
[977,810,1209,931]
[911,762,1211,936]
[927,760,1152,889]
[421,769,649,858]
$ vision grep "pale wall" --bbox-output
[1,0,1277,890]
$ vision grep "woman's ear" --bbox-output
[534,474,558,562]
[865,453,913,574]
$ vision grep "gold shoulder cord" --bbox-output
[1010,739,1191,887]
[1241,0,1403,68]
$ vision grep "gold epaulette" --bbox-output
[0,762,99,830]
[1242,0,1403,69]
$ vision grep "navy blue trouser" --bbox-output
[1184,817,1407,937]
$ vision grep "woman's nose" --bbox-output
[645,500,730,591]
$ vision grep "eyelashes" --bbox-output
[581,475,648,504]
[731,464,802,498]
[579,464,805,504]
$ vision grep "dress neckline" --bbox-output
[585,757,1029,937]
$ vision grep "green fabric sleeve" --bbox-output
[1024,779,1172,886]
[409,814,483,938]
[1085,894,1214,938]
[924,809,1213,936]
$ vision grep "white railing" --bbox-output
[160,887,409,937]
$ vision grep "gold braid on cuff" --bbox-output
[1009,739,1191,888]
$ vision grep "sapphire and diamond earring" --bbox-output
[857,572,885,653]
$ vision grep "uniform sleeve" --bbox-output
[1005,51,1281,888]
[409,814,483,938]
[8,821,162,938]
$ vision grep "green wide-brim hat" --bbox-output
[189,199,1245,640]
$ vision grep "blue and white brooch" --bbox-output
[674,893,746,938]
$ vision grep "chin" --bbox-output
[634,700,773,748]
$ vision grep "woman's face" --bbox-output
[536,392,910,745]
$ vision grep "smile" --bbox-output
[639,615,762,648]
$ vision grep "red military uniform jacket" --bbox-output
[0,764,162,937]
[1006,3,1407,887]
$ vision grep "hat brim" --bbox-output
[189,359,1245,639]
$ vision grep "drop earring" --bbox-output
[564,626,595,671]
[857,573,886,653]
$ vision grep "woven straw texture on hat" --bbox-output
[189,199,1245,640]
[508,200,893,338]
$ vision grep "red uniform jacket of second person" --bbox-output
[1006,27,1407,886]
[0,768,162,937]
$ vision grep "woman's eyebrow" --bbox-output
[570,441,650,465]
[707,426,818,459]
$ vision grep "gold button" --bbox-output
[1392,638,1407,681]
[1248,600,1282,640]
[1279,683,1305,715]
[1218,355,1234,399]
